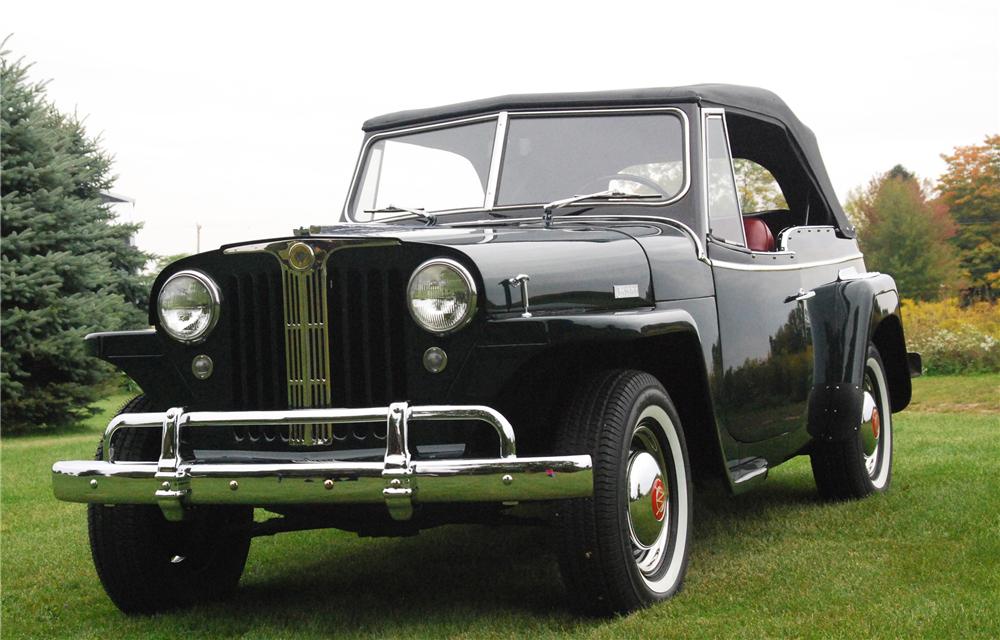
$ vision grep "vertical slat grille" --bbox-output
[224,244,408,448]
[284,266,333,446]
[327,263,407,408]
[228,269,284,413]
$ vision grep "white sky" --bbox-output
[5,0,998,257]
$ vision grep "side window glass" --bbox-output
[732,159,788,214]
[705,116,744,245]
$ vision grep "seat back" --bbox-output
[743,217,776,252]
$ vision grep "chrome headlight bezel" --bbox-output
[157,270,222,344]
[406,258,478,336]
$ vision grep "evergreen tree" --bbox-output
[846,167,960,300]
[1,45,149,432]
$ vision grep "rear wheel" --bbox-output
[88,395,253,614]
[556,370,692,615]
[811,345,894,500]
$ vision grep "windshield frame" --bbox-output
[343,107,691,223]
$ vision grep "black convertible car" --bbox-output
[54,85,919,616]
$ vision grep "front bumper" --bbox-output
[52,403,593,522]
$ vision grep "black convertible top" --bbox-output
[363,85,852,235]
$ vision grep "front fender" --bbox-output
[84,330,193,408]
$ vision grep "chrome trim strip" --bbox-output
[702,110,747,247]
[484,111,507,209]
[708,252,864,272]
[343,107,692,222]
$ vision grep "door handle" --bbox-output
[784,288,815,303]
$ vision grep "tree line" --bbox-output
[846,137,998,302]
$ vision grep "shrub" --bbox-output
[901,298,1000,374]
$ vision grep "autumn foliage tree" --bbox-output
[846,165,960,300]
[936,135,999,301]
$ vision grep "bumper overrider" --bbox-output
[52,403,594,522]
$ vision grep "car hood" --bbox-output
[222,222,661,315]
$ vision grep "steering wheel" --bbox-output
[578,173,670,196]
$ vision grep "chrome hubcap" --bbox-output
[627,423,670,575]
[860,390,880,459]
[861,357,891,486]
[627,450,668,548]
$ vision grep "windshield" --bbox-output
[349,111,687,221]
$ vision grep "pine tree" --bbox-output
[846,167,960,301]
[1,45,149,432]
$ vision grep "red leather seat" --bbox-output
[743,217,776,252]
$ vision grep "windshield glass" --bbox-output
[349,111,687,220]
[351,120,497,221]
[498,113,685,206]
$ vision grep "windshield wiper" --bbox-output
[541,190,662,226]
[363,205,436,225]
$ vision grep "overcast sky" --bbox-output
[5,0,998,257]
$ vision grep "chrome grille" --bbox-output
[282,257,334,446]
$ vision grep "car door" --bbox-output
[703,110,814,446]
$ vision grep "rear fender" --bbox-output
[805,274,911,443]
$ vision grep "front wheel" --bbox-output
[88,395,253,614]
[811,345,894,499]
[555,370,692,616]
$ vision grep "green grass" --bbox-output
[909,372,998,414]
[3,378,999,639]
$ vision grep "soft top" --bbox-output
[363,84,799,132]
[363,84,853,236]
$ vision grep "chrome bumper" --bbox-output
[51,403,593,522]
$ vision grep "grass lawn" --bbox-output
[2,376,998,639]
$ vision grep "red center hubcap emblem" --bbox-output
[871,408,880,440]
[651,477,666,522]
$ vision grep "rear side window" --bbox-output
[732,159,788,214]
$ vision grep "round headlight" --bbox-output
[407,259,477,335]
[157,270,221,343]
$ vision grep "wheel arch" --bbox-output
[870,313,912,413]
[482,318,728,488]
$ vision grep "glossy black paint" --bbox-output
[805,273,912,442]
[84,99,916,500]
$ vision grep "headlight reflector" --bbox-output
[407,259,477,334]
[157,270,221,343]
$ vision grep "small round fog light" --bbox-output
[191,354,214,380]
[422,347,448,373]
